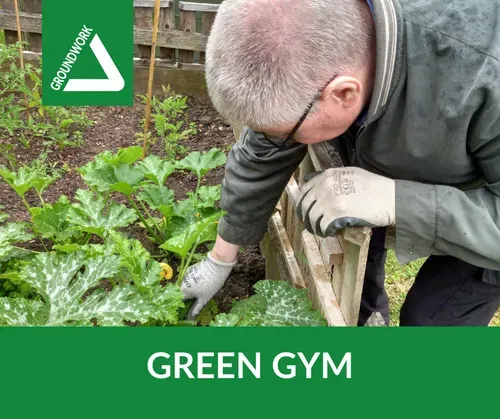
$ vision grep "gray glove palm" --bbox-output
[298,167,396,237]
[180,252,237,320]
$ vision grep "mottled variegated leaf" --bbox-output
[209,313,240,327]
[213,280,327,327]
[0,223,33,262]
[0,298,44,325]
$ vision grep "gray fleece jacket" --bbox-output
[218,0,500,283]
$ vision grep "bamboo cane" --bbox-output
[13,0,30,119]
[142,0,163,158]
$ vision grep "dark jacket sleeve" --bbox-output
[218,127,308,245]
[396,101,500,270]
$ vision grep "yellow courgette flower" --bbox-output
[160,263,173,280]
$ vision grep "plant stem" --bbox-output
[20,196,31,213]
[177,239,200,286]
[138,200,166,241]
[82,232,92,245]
[142,0,162,158]
[36,191,45,206]
[127,196,162,243]
[13,246,40,254]
[195,175,202,196]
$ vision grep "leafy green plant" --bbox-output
[0,42,92,159]
[211,281,328,327]
[0,246,184,326]
[138,85,197,158]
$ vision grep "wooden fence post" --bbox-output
[158,1,176,62]
[22,0,41,52]
[177,2,196,64]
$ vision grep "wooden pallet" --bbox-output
[261,142,372,326]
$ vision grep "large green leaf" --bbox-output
[137,185,175,218]
[210,313,240,327]
[0,223,33,263]
[0,163,59,198]
[160,212,223,259]
[0,251,185,326]
[31,196,79,243]
[67,189,138,238]
[94,146,143,167]
[0,298,44,326]
[197,185,221,209]
[212,280,327,327]
[137,155,176,186]
[79,162,144,196]
[177,148,226,178]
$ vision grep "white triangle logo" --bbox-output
[64,34,125,92]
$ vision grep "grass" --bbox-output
[385,250,500,326]
[0,30,5,45]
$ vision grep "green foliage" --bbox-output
[0,160,60,206]
[0,146,229,325]
[0,250,184,326]
[67,190,138,238]
[138,85,197,158]
[211,281,328,327]
[31,196,80,243]
[0,42,92,159]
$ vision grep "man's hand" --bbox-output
[298,167,395,237]
[180,252,237,320]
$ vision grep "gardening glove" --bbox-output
[180,252,237,320]
[298,167,395,237]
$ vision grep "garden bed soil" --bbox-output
[0,96,265,313]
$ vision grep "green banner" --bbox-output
[0,327,498,417]
[42,0,133,106]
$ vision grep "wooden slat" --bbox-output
[179,2,219,12]
[331,228,371,326]
[134,0,171,7]
[318,236,344,268]
[301,231,346,326]
[261,213,307,289]
[158,4,176,61]
[0,10,41,33]
[198,11,216,64]
[134,27,208,51]
[178,8,196,63]
[22,0,42,52]
[0,10,210,52]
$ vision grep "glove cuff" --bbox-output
[207,252,238,268]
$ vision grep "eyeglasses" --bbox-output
[262,73,339,149]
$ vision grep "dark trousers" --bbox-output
[358,228,500,326]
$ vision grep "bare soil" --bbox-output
[0,96,265,312]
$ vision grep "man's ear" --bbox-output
[321,76,362,109]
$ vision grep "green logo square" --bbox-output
[42,0,134,106]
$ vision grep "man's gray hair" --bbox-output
[205,0,373,130]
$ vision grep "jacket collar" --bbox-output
[367,0,405,123]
